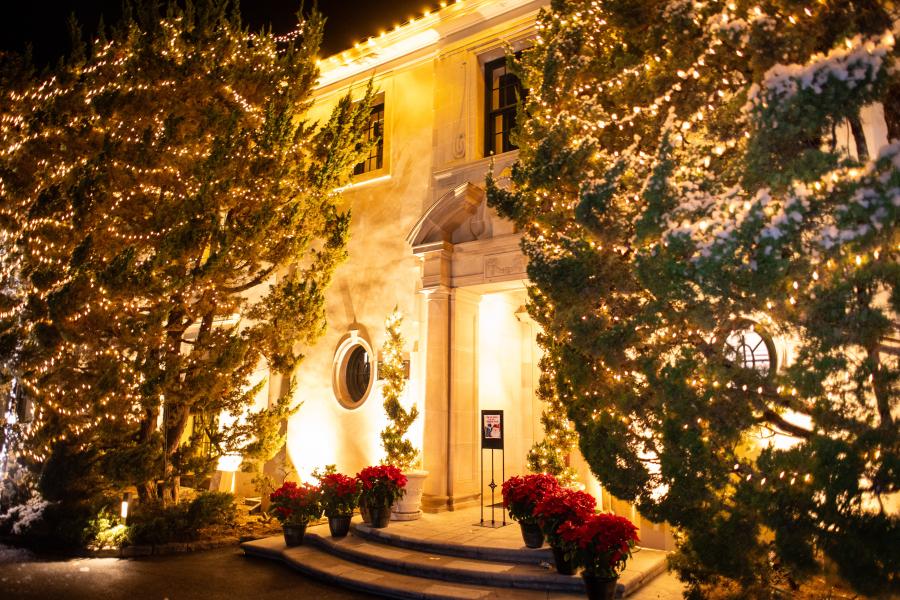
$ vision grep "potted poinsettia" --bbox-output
[533,488,597,574]
[318,473,360,538]
[356,465,407,528]
[558,513,639,600]
[501,473,561,548]
[269,481,322,546]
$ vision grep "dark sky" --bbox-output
[0,1,441,68]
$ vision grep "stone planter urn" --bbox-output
[391,469,428,521]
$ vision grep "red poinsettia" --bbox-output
[533,488,596,546]
[501,473,561,523]
[319,473,361,517]
[557,513,639,578]
[269,481,322,525]
[356,465,407,508]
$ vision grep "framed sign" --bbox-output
[481,410,504,450]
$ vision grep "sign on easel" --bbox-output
[481,410,504,449]
[479,409,507,528]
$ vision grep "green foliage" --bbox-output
[489,0,898,596]
[526,337,578,486]
[0,0,371,507]
[379,309,419,470]
[126,491,236,545]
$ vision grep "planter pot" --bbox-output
[367,502,392,528]
[391,470,428,521]
[359,503,372,524]
[282,522,307,547]
[518,520,544,549]
[582,573,618,600]
[328,515,352,538]
[551,545,577,575]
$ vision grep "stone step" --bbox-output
[351,521,554,565]
[304,529,584,593]
[242,534,584,600]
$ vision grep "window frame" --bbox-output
[483,55,524,157]
[353,100,385,176]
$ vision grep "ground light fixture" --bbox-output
[121,492,131,524]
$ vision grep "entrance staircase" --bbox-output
[241,512,669,599]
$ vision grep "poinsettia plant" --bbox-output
[319,473,361,517]
[533,488,596,547]
[558,513,639,578]
[501,473,560,523]
[269,481,322,525]
[356,465,407,508]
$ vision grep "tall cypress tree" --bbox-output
[0,0,372,520]
[490,0,898,595]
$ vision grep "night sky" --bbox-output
[0,1,441,68]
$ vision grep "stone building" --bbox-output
[211,0,893,550]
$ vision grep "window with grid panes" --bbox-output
[484,56,523,156]
[354,102,384,175]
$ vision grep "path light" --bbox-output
[121,492,131,523]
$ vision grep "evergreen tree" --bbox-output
[489,0,898,595]
[526,341,578,487]
[0,0,372,521]
[379,308,419,470]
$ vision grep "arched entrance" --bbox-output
[407,182,542,512]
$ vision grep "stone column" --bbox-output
[447,287,480,508]
[418,243,453,510]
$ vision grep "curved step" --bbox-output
[242,535,584,600]
[351,521,553,565]
[305,530,584,593]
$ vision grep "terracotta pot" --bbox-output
[391,470,428,521]
[328,515,352,538]
[582,572,618,600]
[552,545,577,575]
[367,501,392,528]
[282,522,307,547]
[518,520,544,548]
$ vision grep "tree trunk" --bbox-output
[847,113,869,162]
[883,84,900,141]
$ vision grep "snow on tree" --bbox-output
[0,0,373,522]
[489,0,898,595]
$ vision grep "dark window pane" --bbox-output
[346,345,371,403]
[354,102,385,175]
[484,56,524,156]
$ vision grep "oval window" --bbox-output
[333,335,375,409]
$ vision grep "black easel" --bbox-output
[478,409,508,528]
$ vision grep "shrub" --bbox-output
[127,492,236,545]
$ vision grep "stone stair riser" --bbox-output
[306,532,586,593]
[351,522,554,565]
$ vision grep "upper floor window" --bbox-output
[484,56,523,156]
[726,329,776,375]
[354,101,385,175]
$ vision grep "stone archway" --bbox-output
[407,181,531,512]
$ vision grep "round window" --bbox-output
[333,335,375,409]
[725,329,776,375]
